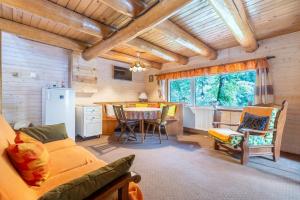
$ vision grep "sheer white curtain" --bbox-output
[158,80,167,101]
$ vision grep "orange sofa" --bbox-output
[0,116,141,200]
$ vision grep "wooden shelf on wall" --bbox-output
[72,65,98,84]
[75,92,95,97]
[72,64,98,96]
[72,75,97,84]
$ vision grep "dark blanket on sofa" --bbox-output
[38,155,135,200]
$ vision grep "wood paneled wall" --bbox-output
[1,32,70,125]
[72,53,146,105]
[146,31,300,155]
[1,32,146,125]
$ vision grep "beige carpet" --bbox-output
[78,134,300,200]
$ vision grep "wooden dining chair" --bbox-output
[113,105,139,143]
[145,105,169,144]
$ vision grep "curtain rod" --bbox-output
[154,56,276,76]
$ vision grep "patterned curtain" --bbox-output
[156,59,259,80]
[255,59,274,104]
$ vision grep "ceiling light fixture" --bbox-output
[129,52,146,72]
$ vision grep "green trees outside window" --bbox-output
[169,78,192,105]
[195,75,219,106]
[169,71,256,107]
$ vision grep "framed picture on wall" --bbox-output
[113,66,132,81]
[149,75,154,82]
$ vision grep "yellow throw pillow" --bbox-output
[160,103,176,117]
[135,103,148,108]
[6,132,50,186]
[148,103,160,108]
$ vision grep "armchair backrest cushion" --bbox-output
[160,103,176,117]
[135,103,149,108]
[240,106,280,145]
[240,106,278,130]
[237,112,269,133]
[160,106,170,124]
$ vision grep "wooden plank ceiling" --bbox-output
[0,0,300,69]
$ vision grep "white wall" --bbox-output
[1,32,69,125]
[72,54,146,105]
[144,68,161,101]
[183,107,195,129]
[145,31,300,154]
[1,32,147,125]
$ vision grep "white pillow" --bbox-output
[14,120,33,130]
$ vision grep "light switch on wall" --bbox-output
[12,72,19,77]
[30,72,37,79]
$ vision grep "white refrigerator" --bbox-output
[42,88,75,140]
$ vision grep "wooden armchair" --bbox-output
[208,100,288,165]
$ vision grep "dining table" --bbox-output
[123,107,161,143]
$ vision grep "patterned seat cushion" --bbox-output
[209,107,279,146]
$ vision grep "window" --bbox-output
[169,78,193,105]
[215,71,256,107]
[169,71,256,107]
[195,75,220,106]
